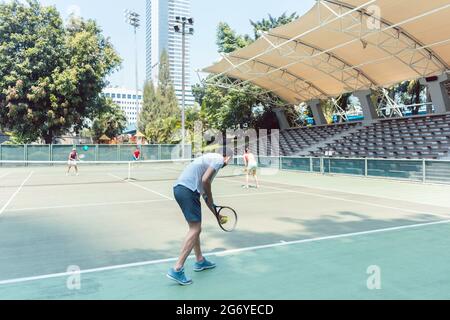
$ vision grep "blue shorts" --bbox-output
[173,185,202,223]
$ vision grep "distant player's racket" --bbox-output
[79,154,85,160]
[214,205,238,232]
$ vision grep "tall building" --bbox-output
[146,0,195,107]
[103,88,143,126]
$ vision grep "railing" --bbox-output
[0,144,192,162]
[235,156,450,185]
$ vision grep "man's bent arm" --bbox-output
[202,167,217,214]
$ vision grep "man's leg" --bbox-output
[193,235,204,263]
[174,222,202,271]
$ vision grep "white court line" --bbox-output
[108,173,173,200]
[8,199,171,213]
[225,178,450,220]
[0,172,33,216]
[5,190,289,213]
[259,175,450,209]
[1,219,449,286]
[0,172,10,179]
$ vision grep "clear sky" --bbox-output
[35,0,315,89]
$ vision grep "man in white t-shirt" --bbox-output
[167,148,234,286]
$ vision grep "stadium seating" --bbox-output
[280,113,450,160]
[280,122,362,156]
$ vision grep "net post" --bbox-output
[127,161,132,181]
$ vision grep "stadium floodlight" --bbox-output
[173,16,195,159]
[124,9,141,123]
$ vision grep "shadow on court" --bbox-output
[1,169,450,299]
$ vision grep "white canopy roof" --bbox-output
[204,0,450,104]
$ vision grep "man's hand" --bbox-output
[202,194,217,215]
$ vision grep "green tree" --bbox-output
[407,80,425,115]
[91,98,127,143]
[250,12,298,39]
[192,13,298,130]
[194,13,301,132]
[216,23,252,54]
[137,81,158,134]
[0,0,121,144]
[138,50,180,143]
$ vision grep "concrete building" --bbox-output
[146,0,195,107]
[103,88,143,125]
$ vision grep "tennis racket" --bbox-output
[214,205,238,232]
[203,195,238,232]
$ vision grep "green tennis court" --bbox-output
[1,162,450,300]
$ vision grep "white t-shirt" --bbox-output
[175,153,225,194]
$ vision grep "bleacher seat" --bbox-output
[280,114,450,160]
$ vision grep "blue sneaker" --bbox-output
[167,268,193,286]
[194,258,217,272]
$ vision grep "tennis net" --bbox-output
[0,158,246,187]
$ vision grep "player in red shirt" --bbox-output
[133,147,141,161]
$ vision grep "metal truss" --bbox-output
[258,32,377,92]
[331,97,350,121]
[201,74,296,108]
[206,0,377,83]
[375,88,407,118]
[204,0,450,104]
[234,1,450,89]
[319,0,449,75]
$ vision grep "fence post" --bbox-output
[365,158,368,177]
[117,144,121,161]
[310,157,313,172]
[422,159,426,183]
[24,144,27,161]
[95,144,99,161]
[158,145,162,160]
[0,143,2,161]
[320,157,324,174]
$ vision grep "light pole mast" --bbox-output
[174,17,194,159]
[124,10,141,126]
